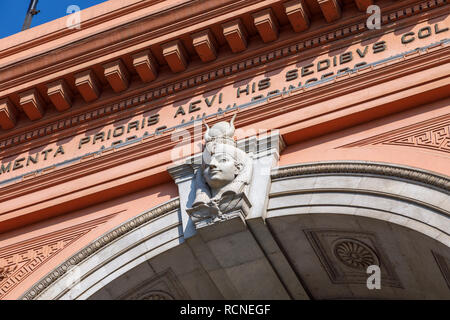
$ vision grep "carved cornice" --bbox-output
[1,33,448,158]
[19,198,180,300]
[236,44,449,128]
[0,0,447,146]
[0,44,447,199]
[0,0,270,88]
[0,0,169,60]
[271,161,450,191]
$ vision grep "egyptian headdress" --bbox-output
[191,114,253,207]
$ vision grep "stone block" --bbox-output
[222,19,247,53]
[47,79,73,111]
[192,29,217,62]
[19,88,45,121]
[103,59,130,93]
[318,0,341,23]
[284,0,310,32]
[253,8,278,43]
[74,69,101,102]
[0,98,17,130]
[162,40,188,73]
[132,50,158,82]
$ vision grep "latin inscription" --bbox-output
[0,23,447,177]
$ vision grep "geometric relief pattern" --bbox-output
[333,239,379,270]
[0,214,116,299]
[341,114,450,154]
[117,268,190,300]
[305,229,402,288]
[432,251,450,290]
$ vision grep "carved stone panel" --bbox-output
[304,229,402,288]
[0,214,115,299]
[341,114,450,154]
[432,251,450,289]
[118,268,190,300]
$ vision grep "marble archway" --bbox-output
[265,162,450,299]
[21,161,450,300]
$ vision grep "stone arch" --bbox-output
[268,161,450,245]
[266,161,450,299]
[20,199,183,300]
[21,161,450,300]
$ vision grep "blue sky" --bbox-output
[0,0,108,39]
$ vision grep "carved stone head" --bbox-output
[189,114,253,214]
[204,113,236,146]
[203,151,240,190]
[202,143,247,198]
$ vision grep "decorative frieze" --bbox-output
[341,114,450,154]
[18,88,45,121]
[253,8,279,43]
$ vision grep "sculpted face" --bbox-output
[203,152,239,190]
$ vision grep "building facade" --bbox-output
[0,0,449,300]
